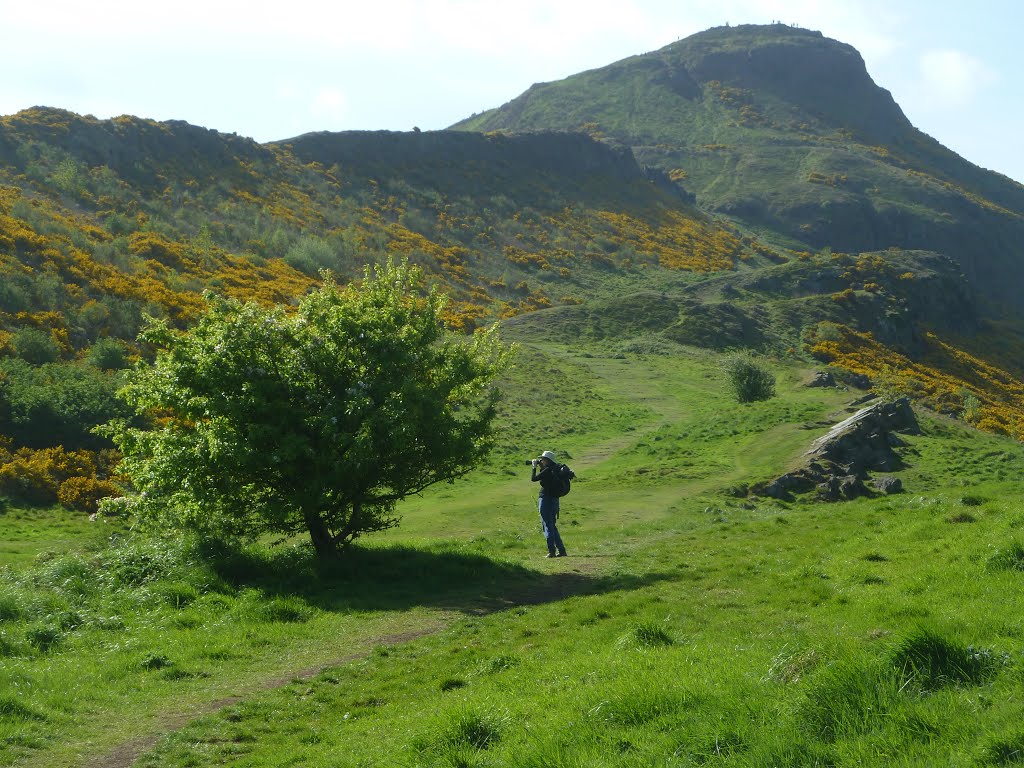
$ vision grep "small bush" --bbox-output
[85,338,130,370]
[58,476,121,514]
[10,328,61,364]
[723,354,776,403]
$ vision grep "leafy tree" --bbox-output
[103,261,513,557]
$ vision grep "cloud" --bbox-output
[918,49,998,107]
[310,87,347,121]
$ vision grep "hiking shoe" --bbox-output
[557,551,567,557]
[545,553,557,558]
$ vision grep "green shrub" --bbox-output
[10,328,61,364]
[85,338,130,370]
[723,354,776,403]
[0,359,130,450]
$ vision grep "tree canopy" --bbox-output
[104,261,513,557]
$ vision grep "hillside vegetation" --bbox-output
[3,20,1024,766]
[2,94,1024,513]
[0,106,793,509]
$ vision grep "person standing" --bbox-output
[531,450,567,558]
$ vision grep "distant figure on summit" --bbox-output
[530,450,571,558]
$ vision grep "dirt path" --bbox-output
[88,566,600,768]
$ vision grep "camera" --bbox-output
[524,458,539,466]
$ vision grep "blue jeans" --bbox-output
[539,496,565,555]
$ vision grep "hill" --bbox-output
[7,24,1024,768]
[452,23,1024,315]
[3,26,1024,508]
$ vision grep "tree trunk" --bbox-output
[334,500,362,550]
[305,512,337,558]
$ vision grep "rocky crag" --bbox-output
[753,398,918,501]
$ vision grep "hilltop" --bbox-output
[453,24,1024,315]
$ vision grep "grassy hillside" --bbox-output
[452,24,1024,315]
[4,22,1024,767]
[3,98,1024,538]
[4,336,1024,766]
[1,107,799,513]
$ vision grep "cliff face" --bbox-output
[654,25,909,146]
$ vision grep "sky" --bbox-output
[3,0,1022,184]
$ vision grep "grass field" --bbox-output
[3,338,1024,767]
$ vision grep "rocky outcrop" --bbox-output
[278,129,644,189]
[806,371,837,388]
[752,398,917,501]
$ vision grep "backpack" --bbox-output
[553,463,575,497]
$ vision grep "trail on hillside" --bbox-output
[87,565,602,768]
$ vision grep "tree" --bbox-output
[103,261,513,557]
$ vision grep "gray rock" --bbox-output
[751,399,916,502]
[873,476,903,494]
[807,371,837,388]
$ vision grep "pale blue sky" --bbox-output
[3,0,1022,183]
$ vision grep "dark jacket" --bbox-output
[531,462,560,498]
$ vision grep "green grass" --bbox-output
[0,505,119,568]
[5,340,1024,766]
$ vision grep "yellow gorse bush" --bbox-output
[809,325,1024,439]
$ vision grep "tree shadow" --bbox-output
[203,541,679,616]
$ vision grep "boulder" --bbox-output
[807,371,837,388]
[873,476,903,494]
[755,398,916,502]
